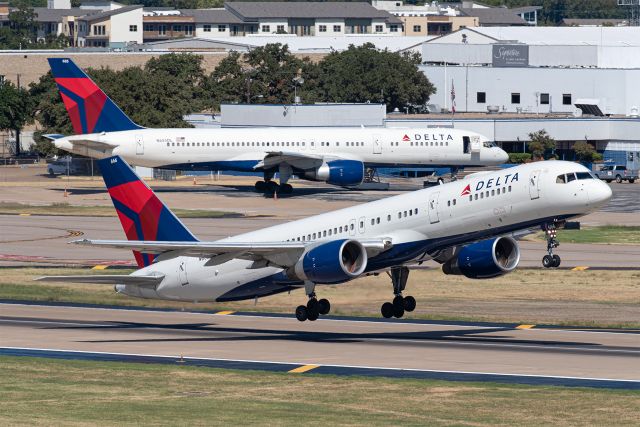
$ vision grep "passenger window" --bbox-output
[453,199,456,205]
[447,201,451,206]
[388,215,391,221]
[323,231,327,237]
[371,218,375,226]
[350,223,354,230]
[398,212,402,219]
[376,217,380,224]
[480,193,484,199]
[360,221,364,228]
[328,229,332,236]
[414,208,418,214]
[491,190,495,196]
[334,227,337,234]
[339,226,343,233]
[508,186,512,192]
[469,195,473,201]
[474,194,478,200]
[485,191,489,197]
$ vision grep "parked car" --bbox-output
[594,165,638,183]
[47,160,85,176]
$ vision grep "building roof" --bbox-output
[32,7,93,22]
[563,18,628,27]
[460,7,527,26]
[511,6,543,15]
[82,5,142,22]
[226,1,399,21]
[180,9,244,24]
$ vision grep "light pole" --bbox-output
[292,76,304,104]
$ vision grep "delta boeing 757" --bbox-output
[45,58,508,193]
[39,156,612,321]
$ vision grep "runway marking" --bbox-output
[516,324,536,329]
[92,265,108,270]
[215,311,235,316]
[288,364,320,374]
[1,346,639,388]
[572,266,590,271]
[18,213,31,216]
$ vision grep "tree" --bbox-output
[527,129,556,160]
[315,43,435,112]
[0,81,33,155]
[573,140,601,162]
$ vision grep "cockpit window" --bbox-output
[566,173,577,182]
[556,174,566,184]
[576,172,594,180]
[483,141,496,148]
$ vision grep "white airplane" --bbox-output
[38,155,612,321]
[46,57,508,193]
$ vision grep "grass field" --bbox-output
[535,225,640,245]
[0,202,240,219]
[1,356,638,426]
[2,267,639,328]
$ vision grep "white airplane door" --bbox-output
[135,134,144,155]
[178,260,189,286]
[349,219,356,236]
[373,134,382,154]
[428,191,440,224]
[529,170,541,200]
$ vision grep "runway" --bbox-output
[1,302,639,389]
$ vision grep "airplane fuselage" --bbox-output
[120,161,612,302]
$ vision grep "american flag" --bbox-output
[450,79,456,114]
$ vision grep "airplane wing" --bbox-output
[35,273,164,287]
[254,151,341,170]
[71,238,393,267]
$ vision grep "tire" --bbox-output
[254,181,266,192]
[318,298,330,315]
[552,255,561,268]
[295,305,308,322]
[48,168,55,177]
[606,180,612,183]
[392,295,404,311]
[393,305,405,319]
[403,296,416,312]
[542,255,554,268]
[279,183,293,194]
[616,175,622,183]
[307,309,319,321]
[381,302,394,319]
[266,181,279,193]
[629,179,635,184]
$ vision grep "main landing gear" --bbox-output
[295,282,331,322]
[254,165,294,194]
[381,266,416,319]
[542,223,561,268]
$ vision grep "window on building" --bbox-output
[144,24,153,32]
[129,25,137,32]
[562,93,572,105]
[511,93,520,104]
[173,24,182,32]
[261,25,270,32]
[277,24,285,32]
[319,25,327,32]
[375,24,383,32]
[389,24,398,32]
[158,24,166,35]
[333,25,341,32]
[477,92,486,103]
[203,24,211,32]
[185,25,193,36]
[217,25,226,32]
[540,93,550,105]
[413,25,421,32]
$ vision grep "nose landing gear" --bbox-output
[381,266,416,319]
[542,223,561,268]
[295,282,331,322]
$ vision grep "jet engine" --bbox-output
[304,160,364,186]
[442,236,520,279]
[292,239,368,284]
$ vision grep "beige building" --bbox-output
[400,15,478,36]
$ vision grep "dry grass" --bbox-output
[1,267,639,328]
[1,356,639,426]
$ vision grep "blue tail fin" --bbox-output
[48,58,142,134]
[98,156,198,267]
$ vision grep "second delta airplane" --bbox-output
[39,156,611,321]
[46,58,508,193]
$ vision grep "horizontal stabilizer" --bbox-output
[35,274,164,287]
[42,134,65,141]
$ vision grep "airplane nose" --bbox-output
[591,181,613,206]
[493,147,509,163]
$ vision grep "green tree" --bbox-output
[0,80,33,155]
[316,43,435,112]
[528,129,556,160]
[573,140,601,162]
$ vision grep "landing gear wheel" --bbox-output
[318,298,330,315]
[542,254,554,268]
[381,302,394,319]
[255,180,266,192]
[393,305,405,319]
[307,309,319,321]
[392,295,405,310]
[279,183,293,194]
[306,298,319,321]
[266,181,279,193]
[295,305,308,322]
[552,255,561,268]
[403,296,416,312]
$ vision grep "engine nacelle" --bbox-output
[292,239,367,284]
[442,236,520,279]
[305,160,364,186]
